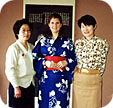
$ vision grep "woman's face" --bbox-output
[81,23,96,40]
[48,18,62,34]
[18,24,31,42]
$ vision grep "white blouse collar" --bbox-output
[16,40,30,54]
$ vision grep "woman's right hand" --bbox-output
[45,61,63,71]
[46,61,57,68]
[14,87,21,98]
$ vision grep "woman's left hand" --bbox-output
[45,60,68,72]
[57,60,68,68]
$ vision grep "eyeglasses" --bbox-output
[20,29,31,33]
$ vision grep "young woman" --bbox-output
[33,13,77,108]
[5,19,35,108]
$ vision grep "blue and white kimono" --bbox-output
[33,36,77,108]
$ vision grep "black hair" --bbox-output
[13,19,32,39]
[78,15,97,28]
[43,13,66,38]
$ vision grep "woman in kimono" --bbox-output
[33,13,77,108]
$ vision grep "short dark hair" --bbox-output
[13,19,32,39]
[78,15,97,28]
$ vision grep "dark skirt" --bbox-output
[8,83,35,108]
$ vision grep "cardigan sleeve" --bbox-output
[5,45,19,88]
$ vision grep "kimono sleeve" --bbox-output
[65,38,77,72]
[61,38,77,83]
[32,41,45,79]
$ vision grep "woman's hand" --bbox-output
[14,87,21,98]
[44,60,68,71]
[45,61,57,68]
[57,60,68,68]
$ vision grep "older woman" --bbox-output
[72,15,109,108]
[5,19,35,108]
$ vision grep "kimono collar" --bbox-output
[48,36,62,40]
[16,40,30,54]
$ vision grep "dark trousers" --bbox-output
[8,83,35,108]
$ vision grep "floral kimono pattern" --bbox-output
[33,36,77,108]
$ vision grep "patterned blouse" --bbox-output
[75,36,109,75]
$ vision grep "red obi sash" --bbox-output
[44,56,66,71]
